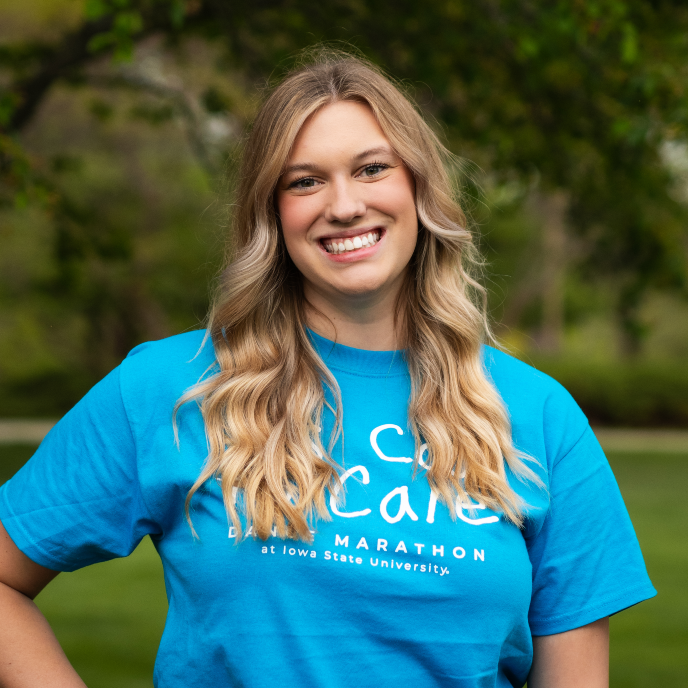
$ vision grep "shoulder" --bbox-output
[118,330,216,419]
[482,344,571,402]
[122,329,212,370]
[482,345,589,467]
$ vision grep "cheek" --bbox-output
[375,175,418,241]
[277,194,318,245]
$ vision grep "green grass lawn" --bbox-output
[606,451,688,687]
[1,444,686,687]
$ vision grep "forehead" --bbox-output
[288,101,391,163]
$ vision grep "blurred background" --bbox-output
[0,1,686,686]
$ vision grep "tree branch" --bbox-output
[5,7,184,133]
[88,71,226,176]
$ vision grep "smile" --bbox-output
[321,229,382,255]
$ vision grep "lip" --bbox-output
[318,228,385,263]
[316,225,385,242]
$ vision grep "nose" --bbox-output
[324,178,366,224]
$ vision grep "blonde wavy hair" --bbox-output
[178,51,538,541]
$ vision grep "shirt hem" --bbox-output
[529,583,657,636]
[0,488,75,572]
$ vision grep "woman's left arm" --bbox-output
[528,617,609,688]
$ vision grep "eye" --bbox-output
[289,176,319,190]
[360,162,389,178]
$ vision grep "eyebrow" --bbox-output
[351,146,395,163]
[281,145,396,177]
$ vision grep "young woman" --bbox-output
[0,54,654,688]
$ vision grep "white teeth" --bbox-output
[325,230,382,254]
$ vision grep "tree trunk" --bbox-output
[532,190,569,354]
[617,284,646,357]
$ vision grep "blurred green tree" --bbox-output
[1,0,688,411]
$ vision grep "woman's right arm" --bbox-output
[0,520,86,688]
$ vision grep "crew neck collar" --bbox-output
[307,329,409,377]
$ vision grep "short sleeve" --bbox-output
[526,426,656,635]
[0,366,160,572]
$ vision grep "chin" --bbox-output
[331,276,390,298]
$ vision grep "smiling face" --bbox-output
[276,100,418,312]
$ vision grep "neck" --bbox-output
[303,281,405,351]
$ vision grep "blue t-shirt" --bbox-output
[0,330,655,687]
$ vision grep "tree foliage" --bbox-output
[1,0,688,411]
